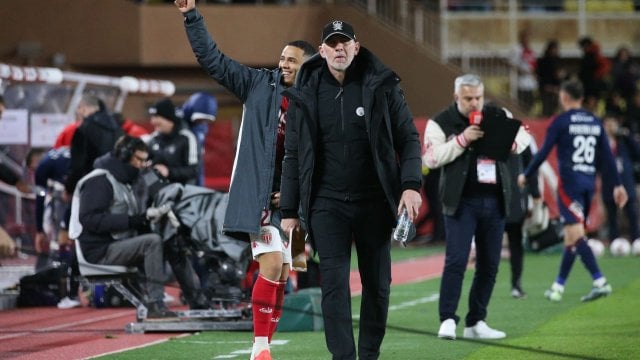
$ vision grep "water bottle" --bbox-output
[93,284,106,308]
[393,207,411,247]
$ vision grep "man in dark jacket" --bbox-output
[423,74,531,340]
[146,98,200,185]
[504,146,540,299]
[279,21,422,360]
[69,135,175,319]
[175,1,316,358]
[65,94,123,195]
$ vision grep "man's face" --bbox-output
[129,150,149,169]
[279,45,306,87]
[455,85,484,117]
[75,102,97,121]
[320,35,360,73]
[603,117,619,136]
[150,115,174,134]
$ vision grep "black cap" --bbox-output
[149,98,179,124]
[321,20,356,43]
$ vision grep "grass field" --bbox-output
[98,248,640,360]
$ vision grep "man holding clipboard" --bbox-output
[423,74,531,340]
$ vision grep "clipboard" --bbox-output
[472,108,521,161]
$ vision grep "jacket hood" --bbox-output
[87,111,121,132]
[94,153,140,184]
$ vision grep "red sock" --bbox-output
[269,281,286,343]
[252,274,278,338]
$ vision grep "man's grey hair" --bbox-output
[454,74,484,94]
[79,94,101,109]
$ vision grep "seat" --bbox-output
[75,240,137,277]
[74,240,146,320]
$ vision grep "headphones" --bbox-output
[114,135,144,162]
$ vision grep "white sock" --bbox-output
[551,282,565,293]
[593,277,607,288]
[250,337,269,360]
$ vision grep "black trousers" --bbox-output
[505,221,524,290]
[310,196,394,360]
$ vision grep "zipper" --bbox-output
[337,87,347,171]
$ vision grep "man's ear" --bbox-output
[354,42,360,55]
[319,45,327,59]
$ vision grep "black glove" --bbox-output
[128,213,150,232]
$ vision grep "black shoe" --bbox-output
[147,301,178,319]
[188,292,210,310]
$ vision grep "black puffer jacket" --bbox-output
[65,110,122,193]
[280,49,422,227]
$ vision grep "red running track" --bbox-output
[0,254,444,359]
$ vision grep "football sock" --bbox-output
[575,237,603,280]
[556,245,577,285]
[269,280,286,343]
[252,274,278,339]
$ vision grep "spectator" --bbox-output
[519,79,628,303]
[578,37,611,113]
[423,74,531,340]
[625,91,640,134]
[536,40,565,117]
[65,94,123,195]
[611,46,640,105]
[112,112,150,138]
[0,226,16,258]
[280,20,422,359]
[175,1,316,358]
[510,29,538,114]
[601,113,640,241]
[33,146,82,308]
[54,115,82,149]
[146,98,199,185]
[181,91,218,186]
[69,135,177,318]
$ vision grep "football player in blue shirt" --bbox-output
[518,79,628,302]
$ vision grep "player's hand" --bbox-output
[0,229,16,258]
[281,218,300,238]
[174,0,195,12]
[613,185,628,209]
[398,189,422,222]
[517,174,527,188]
[463,125,484,142]
[270,192,281,208]
[15,180,31,194]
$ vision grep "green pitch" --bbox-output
[97,250,640,360]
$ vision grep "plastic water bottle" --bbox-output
[393,208,411,247]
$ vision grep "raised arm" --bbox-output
[176,1,261,102]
